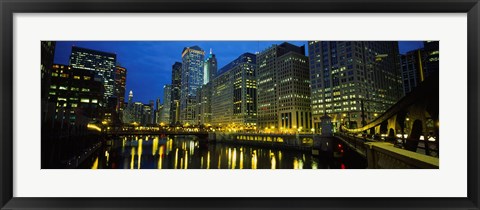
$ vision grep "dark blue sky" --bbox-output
[54,41,424,104]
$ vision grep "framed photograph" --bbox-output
[1,0,479,209]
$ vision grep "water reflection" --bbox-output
[82,135,349,169]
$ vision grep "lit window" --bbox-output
[74,76,81,80]
[50,85,56,89]
[81,88,90,92]
[80,98,90,103]
[91,99,98,103]
[71,103,78,108]
[59,86,67,90]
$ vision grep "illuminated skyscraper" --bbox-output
[308,41,403,131]
[170,62,182,124]
[114,65,127,111]
[180,46,205,125]
[161,84,172,124]
[257,42,311,132]
[48,64,105,124]
[203,49,217,84]
[211,53,257,128]
[69,46,117,109]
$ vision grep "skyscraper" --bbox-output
[180,46,205,125]
[69,46,117,110]
[308,41,403,131]
[170,62,182,124]
[122,90,135,123]
[212,53,257,128]
[41,41,56,123]
[114,65,127,112]
[400,41,439,94]
[161,84,172,124]
[257,43,311,132]
[48,64,105,124]
[203,49,217,84]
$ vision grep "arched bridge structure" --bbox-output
[342,73,439,155]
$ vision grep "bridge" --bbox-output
[341,73,439,157]
[334,73,439,168]
[104,129,209,138]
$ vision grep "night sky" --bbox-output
[53,41,424,104]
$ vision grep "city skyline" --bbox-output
[53,41,424,104]
[42,40,439,169]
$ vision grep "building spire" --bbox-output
[210,48,212,55]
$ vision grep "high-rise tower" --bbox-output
[180,46,205,125]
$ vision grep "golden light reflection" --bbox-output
[137,139,143,169]
[207,151,210,169]
[270,153,276,169]
[311,160,318,169]
[158,145,164,169]
[218,154,221,169]
[293,157,299,169]
[166,138,173,154]
[152,137,159,156]
[184,151,188,169]
[232,148,237,169]
[239,150,244,169]
[130,147,136,169]
[174,148,179,169]
[105,151,109,163]
[227,148,232,169]
[122,139,126,153]
[251,150,257,169]
[91,157,99,169]
[189,141,195,155]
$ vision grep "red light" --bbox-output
[341,164,346,169]
[338,144,342,148]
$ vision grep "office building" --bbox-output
[48,64,105,125]
[401,41,439,94]
[180,46,205,125]
[114,65,127,111]
[161,84,172,124]
[170,62,182,124]
[308,41,403,131]
[41,41,56,123]
[257,43,311,132]
[203,49,217,84]
[212,53,257,129]
[69,46,117,110]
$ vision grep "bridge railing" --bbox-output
[335,132,377,157]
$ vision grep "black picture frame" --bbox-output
[1,0,479,209]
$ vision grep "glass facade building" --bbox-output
[203,49,217,84]
[69,46,117,109]
[180,46,205,125]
